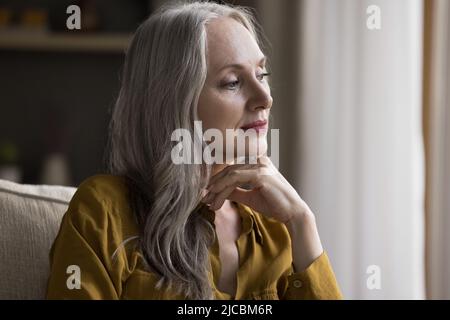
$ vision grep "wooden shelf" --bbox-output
[0,32,132,53]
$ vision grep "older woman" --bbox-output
[46,1,342,300]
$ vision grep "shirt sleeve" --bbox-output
[282,251,344,300]
[46,185,120,300]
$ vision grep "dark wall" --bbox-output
[0,50,124,186]
[0,0,149,186]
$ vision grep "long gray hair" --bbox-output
[105,0,266,299]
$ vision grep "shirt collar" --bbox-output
[195,201,264,245]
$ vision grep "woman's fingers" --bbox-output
[206,156,273,190]
[202,156,276,211]
[226,187,253,205]
[208,185,238,211]
[207,164,255,189]
[207,168,262,195]
[204,169,265,210]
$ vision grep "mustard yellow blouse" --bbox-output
[46,174,343,300]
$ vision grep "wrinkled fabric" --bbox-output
[46,175,343,300]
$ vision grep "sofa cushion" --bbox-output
[0,179,76,299]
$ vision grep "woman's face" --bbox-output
[198,17,273,164]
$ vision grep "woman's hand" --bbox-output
[202,155,324,272]
[202,156,310,223]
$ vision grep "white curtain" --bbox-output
[260,0,425,299]
[427,0,450,300]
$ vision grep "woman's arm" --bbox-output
[46,177,127,299]
[203,156,343,299]
[282,205,343,299]
[284,205,323,272]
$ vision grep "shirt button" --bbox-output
[293,280,303,288]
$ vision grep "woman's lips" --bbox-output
[240,120,268,133]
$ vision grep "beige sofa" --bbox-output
[0,179,76,299]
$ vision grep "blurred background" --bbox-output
[0,0,448,299]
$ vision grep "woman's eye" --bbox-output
[223,72,271,91]
[257,72,271,81]
[224,80,240,90]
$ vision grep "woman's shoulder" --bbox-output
[48,174,142,298]
[71,173,129,208]
[75,174,128,201]
[64,174,138,238]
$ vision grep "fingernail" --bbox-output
[202,193,212,203]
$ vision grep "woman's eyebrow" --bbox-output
[217,56,266,72]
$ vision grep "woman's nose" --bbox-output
[247,82,272,112]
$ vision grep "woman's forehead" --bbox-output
[205,17,263,72]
